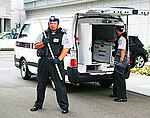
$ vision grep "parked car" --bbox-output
[129,36,148,68]
[0,32,18,50]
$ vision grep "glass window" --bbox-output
[2,33,13,39]
[19,24,31,38]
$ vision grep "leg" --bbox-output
[110,73,118,97]
[35,58,49,107]
[48,61,69,111]
[114,72,127,100]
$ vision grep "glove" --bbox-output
[43,38,49,45]
[51,58,60,64]
[115,61,127,74]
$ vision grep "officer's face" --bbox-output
[49,22,59,32]
[114,28,119,35]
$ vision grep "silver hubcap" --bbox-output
[135,56,144,68]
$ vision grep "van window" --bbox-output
[19,24,31,38]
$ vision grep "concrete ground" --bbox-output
[127,61,150,96]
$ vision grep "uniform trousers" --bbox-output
[35,57,69,111]
[113,72,127,99]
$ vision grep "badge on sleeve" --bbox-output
[65,38,69,44]
[53,38,59,42]
[118,40,122,45]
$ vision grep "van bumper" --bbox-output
[67,67,113,83]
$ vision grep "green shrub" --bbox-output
[131,65,150,76]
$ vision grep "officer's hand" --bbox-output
[43,38,49,45]
[51,58,60,64]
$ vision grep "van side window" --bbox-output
[19,24,31,38]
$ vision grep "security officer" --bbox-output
[30,15,71,114]
[110,23,128,102]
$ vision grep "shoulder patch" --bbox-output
[118,40,122,45]
[65,38,69,44]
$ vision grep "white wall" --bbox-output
[0,0,11,16]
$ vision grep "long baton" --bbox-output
[38,17,63,80]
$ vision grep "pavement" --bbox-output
[127,61,150,97]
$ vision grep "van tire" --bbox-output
[20,60,31,80]
[99,79,112,88]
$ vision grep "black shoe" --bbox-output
[62,109,69,114]
[114,98,127,102]
[30,105,42,111]
[109,94,117,97]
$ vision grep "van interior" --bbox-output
[92,25,115,63]
[77,22,115,73]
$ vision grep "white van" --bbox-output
[14,7,149,87]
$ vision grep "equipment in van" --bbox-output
[37,16,63,80]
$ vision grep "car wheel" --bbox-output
[20,60,31,80]
[134,55,145,68]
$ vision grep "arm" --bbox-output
[120,49,126,61]
[58,48,70,61]
[58,33,72,60]
[34,42,45,49]
[118,36,126,61]
[34,33,45,49]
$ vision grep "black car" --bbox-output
[129,36,148,68]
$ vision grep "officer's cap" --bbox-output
[49,16,59,23]
[115,25,124,31]
[114,22,125,32]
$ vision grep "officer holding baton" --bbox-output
[30,15,71,114]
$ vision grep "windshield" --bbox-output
[19,24,31,38]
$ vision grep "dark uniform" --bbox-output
[36,28,69,110]
[111,25,128,102]
[31,17,71,113]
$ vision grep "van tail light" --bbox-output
[70,49,77,67]
[70,59,77,67]
[76,37,79,41]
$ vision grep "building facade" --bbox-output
[0,0,11,32]
[24,0,150,47]
[11,0,25,31]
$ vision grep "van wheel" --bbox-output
[20,60,31,80]
[99,79,112,88]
